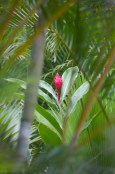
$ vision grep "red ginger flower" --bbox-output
[54,73,63,104]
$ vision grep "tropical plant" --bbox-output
[5,66,89,145]
[0,0,115,173]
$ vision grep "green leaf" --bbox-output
[39,124,62,147]
[40,80,57,100]
[6,78,57,107]
[70,82,90,113]
[36,105,62,135]
[35,111,60,137]
[38,89,56,108]
[65,102,83,143]
[61,66,79,102]
[81,113,98,132]
[30,137,41,144]
[0,101,21,142]
[5,78,26,89]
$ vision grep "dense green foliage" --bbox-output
[0,0,115,173]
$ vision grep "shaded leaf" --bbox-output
[39,123,62,147]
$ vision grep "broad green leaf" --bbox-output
[61,66,79,102]
[35,108,62,141]
[35,111,60,137]
[39,124,62,147]
[40,80,57,100]
[70,82,90,113]
[66,102,83,143]
[49,107,63,129]
[38,89,56,108]
[36,105,62,135]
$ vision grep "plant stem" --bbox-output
[14,14,46,170]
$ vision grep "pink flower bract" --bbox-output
[54,73,63,104]
[54,73,63,89]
